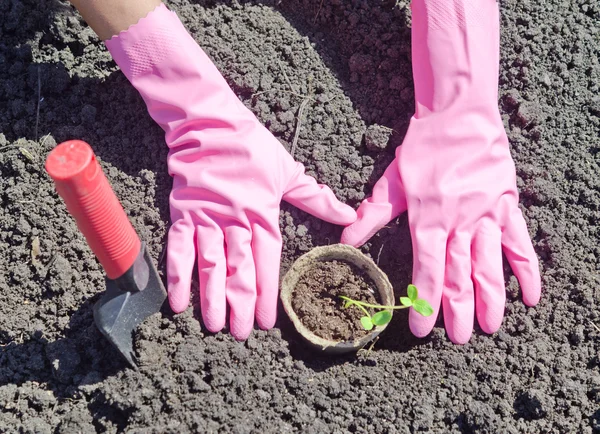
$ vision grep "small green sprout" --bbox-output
[340,284,434,331]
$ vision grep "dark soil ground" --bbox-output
[292,260,380,341]
[1,0,599,432]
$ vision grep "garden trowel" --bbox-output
[45,140,167,368]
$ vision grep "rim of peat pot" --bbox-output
[280,243,394,355]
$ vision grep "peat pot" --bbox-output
[280,244,394,355]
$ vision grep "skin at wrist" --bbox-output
[69,0,162,41]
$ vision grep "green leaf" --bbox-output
[400,297,413,307]
[371,310,392,326]
[360,316,374,330]
[343,300,352,309]
[413,299,434,317]
[407,284,418,301]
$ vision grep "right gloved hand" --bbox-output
[342,0,541,344]
[105,4,357,340]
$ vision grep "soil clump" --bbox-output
[292,260,379,341]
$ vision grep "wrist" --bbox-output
[410,0,501,116]
[70,0,162,41]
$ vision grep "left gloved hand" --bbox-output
[105,4,356,340]
[342,0,541,344]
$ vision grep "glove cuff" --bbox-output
[410,0,501,117]
[410,0,494,31]
[103,3,257,150]
[105,4,184,81]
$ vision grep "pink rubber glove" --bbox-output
[105,4,356,340]
[342,0,541,344]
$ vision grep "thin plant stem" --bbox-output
[343,298,371,318]
[339,296,410,311]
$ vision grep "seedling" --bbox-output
[340,284,434,331]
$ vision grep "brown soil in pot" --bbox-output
[291,260,379,341]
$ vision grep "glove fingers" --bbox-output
[442,231,474,344]
[502,208,541,306]
[225,225,257,340]
[196,218,227,333]
[472,224,505,334]
[341,162,407,247]
[282,162,356,226]
[409,227,447,338]
[251,222,283,330]
[167,218,196,313]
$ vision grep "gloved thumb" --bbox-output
[341,161,407,247]
[282,162,357,226]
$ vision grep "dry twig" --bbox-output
[35,67,42,141]
[290,98,311,159]
[314,0,325,22]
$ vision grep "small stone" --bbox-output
[542,74,552,87]
[364,124,392,151]
[44,255,75,295]
[139,169,155,184]
[296,224,308,237]
[256,389,272,401]
[516,101,541,127]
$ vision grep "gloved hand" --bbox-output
[105,4,356,340]
[342,0,541,343]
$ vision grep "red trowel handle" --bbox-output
[45,140,141,280]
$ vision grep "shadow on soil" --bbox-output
[590,409,600,431]
[194,0,414,193]
[0,296,127,390]
[5,0,427,380]
[185,0,435,356]
[2,0,171,219]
